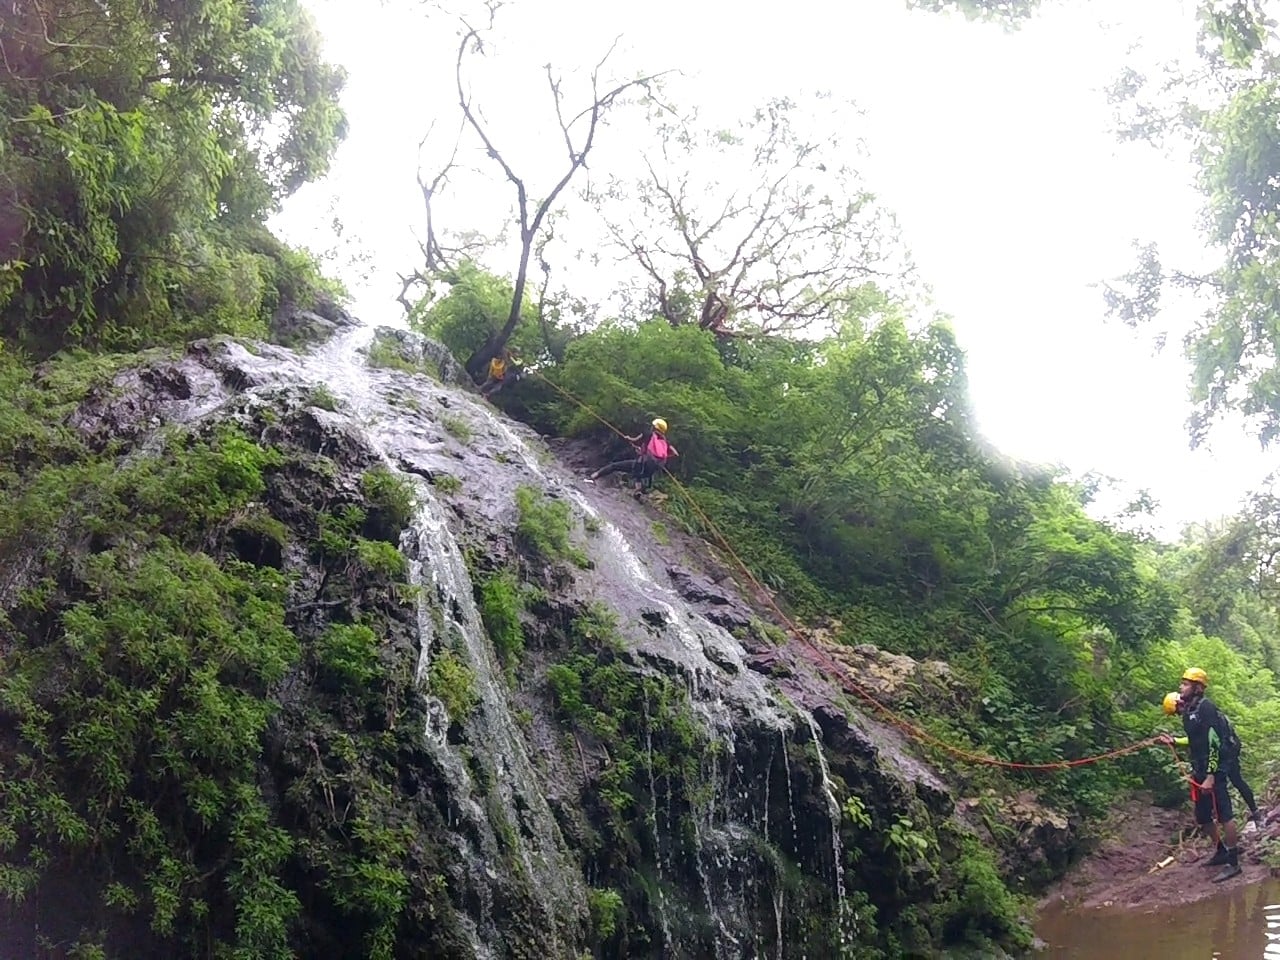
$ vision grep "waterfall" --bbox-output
[287,324,585,955]
[163,322,876,958]
[804,712,850,950]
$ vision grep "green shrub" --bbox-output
[936,835,1032,950]
[318,623,381,687]
[514,486,589,567]
[587,887,624,941]
[479,570,524,668]
[428,650,478,722]
[361,466,416,538]
[0,426,303,954]
[356,539,407,578]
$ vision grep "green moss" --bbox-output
[433,473,462,494]
[514,485,589,568]
[479,570,524,669]
[545,603,703,822]
[429,649,478,722]
[361,466,416,535]
[307,383,339,411]
[441,414,472,442]
[367,338,426,374]
[571,601,620,648]
[229,504,290,553]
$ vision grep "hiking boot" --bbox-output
[1205,845,1231,866]
[1212,861,1242,883]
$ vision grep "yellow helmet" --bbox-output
[1181,667,1209,686]
[1162,692,1181,715]
[652,418,668,434]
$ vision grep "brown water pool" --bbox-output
[1036,878,1280,959]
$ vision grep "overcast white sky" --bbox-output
[271,0,1275,540]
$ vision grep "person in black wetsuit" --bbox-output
[584,417,680,496]
[1163,687,1264,832]
[1158,667,1242,883]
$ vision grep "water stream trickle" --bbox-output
[288,325,582,956]
[804,711,849,950]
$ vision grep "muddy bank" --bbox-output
[1039,797,1275,912]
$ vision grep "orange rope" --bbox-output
[1164,741,1223,822]
[529,368,1168,772]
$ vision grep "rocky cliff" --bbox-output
[0,313,1064,958]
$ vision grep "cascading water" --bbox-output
[474,366,815,959]
[170,322,879,958]
[642,696,675,952]
[804,711,850,950]
[197,324,586,955]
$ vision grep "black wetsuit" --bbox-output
[1181,694,1239,824]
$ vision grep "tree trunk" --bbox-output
[466,232,532,381]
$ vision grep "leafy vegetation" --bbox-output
[10,0,1280,956]
[479,570,525,668]
[439,252,1280,831]
[0,347,469,956]
[0,0,348,355]
[0,425,293,952]
[514,485,590,568]
[1104,2,1280,448]
[428,649,479,723]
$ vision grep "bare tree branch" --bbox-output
[415,119,466,276]
[441,10,669,378]
[599,96,899,338]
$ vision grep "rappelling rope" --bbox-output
[528,368,1174,773]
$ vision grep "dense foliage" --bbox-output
[1104,2,1280,448]
[432,259,1280,815]
[0,0,348,354]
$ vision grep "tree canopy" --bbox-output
[1102,2,1280,447]
[0,0,348,354]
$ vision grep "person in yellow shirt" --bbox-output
[480,349,521,399]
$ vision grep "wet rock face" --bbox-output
[666,565,756,632]
[366,325,473,388]
[0,323,1053,959]
[65,359,197,450]
[269,297,360,348]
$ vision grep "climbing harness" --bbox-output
[528,367,1180,775]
